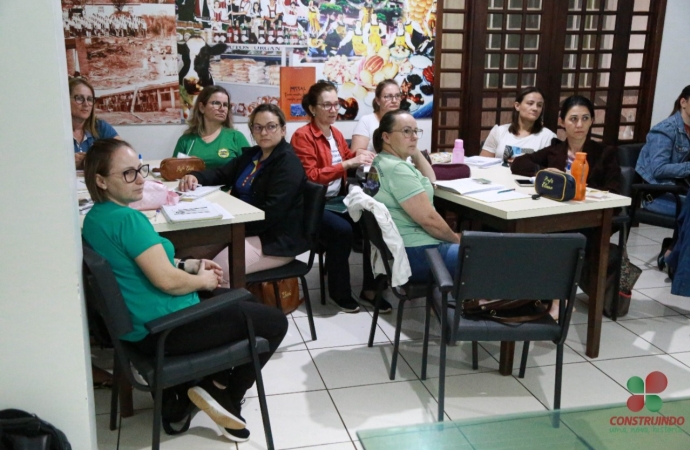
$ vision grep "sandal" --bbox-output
[657,238,672,271]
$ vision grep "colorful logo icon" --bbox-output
[627,371,668,412]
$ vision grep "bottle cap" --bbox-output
[454,139,463,148]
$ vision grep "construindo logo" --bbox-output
[626,371,667,412]
[609,371,686,428]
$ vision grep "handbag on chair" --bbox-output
[462,299,552,323]
[247,278,303,314]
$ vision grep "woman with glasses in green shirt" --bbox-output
[173,85,249,169]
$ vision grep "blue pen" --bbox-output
[497,188,515,194]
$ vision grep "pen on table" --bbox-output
[154,209,160,222]
[497,188,516,194]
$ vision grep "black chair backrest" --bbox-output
[82,241,134,340]
[360,210,394,274]
[620,166,635,198]
[454,232,585,303]
[618,143,644,169]
[303,181,327,246]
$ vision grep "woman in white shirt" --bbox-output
[351,79,401,153]
[479,87,556,162]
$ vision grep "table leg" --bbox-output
[499,341,515,375]
[586,209,613,358]
[230,224,246,288]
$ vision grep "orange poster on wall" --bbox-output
[280,67,316,122]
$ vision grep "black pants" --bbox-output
[320,210,376,302]
[134,289,288,401]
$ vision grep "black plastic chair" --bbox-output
[423,232,585,421]
[82,242,275,450]
[246,181,326,341]
[359,210,430,380]
[619,143,686,231]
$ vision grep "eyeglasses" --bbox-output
[382,94,402,101]
[566,115,592,124]
[251,122,280,134]
[73,94,95,105]
[109,164,150,183]
[317,102,340,111]
[391,127,423,139]
[208,100,229,110]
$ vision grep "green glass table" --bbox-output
[358,398,690,449]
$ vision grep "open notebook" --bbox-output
[435,178,505,195]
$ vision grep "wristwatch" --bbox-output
[177,258,188,271]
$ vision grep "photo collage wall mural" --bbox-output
[63,0,436,124]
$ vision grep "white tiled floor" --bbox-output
[94,224,690,449]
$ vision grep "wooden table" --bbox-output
[433,165,630,374]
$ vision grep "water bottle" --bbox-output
[451,139,464,164]
[571,152,589,201]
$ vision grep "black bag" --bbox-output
[534,170,576,201]
[0,409,71,450]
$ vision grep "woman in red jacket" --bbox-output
[291,81,389,313]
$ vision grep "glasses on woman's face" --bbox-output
[392,127,423,139]
[382,94,402,102]
[73,94,95,105]
[109,164,150,183]
[208,100,230,110]
[317,102,339,111]
[251,122,280,134]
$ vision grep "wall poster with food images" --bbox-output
[176,0,435,123]
[61,1,180,125]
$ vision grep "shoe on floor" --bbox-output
[358,291,392,314]
[329,296,360,313]
[658,237,672,271]
[187,380,246,430]
[218,425,250,442]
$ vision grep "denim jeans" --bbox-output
[642,193,686,217]
[405,243,461,283]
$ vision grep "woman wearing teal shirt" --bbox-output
[82,139,286,443]
[367,110,461,282]
[173,85,249,169]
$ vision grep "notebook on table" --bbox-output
[435,178,505,195]
[161,200,227,223]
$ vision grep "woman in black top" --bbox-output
[180,104,309,274]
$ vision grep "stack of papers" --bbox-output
[465,190,531,203]
[175,185,222,201]
[161,200,227,223]
[435,178,505,195]
[463,156,503,168]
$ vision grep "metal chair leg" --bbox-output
[318,252,326,305]
[421,290,432,380]
[519,341,530,378]
[151,377,163,450]
[368,276,387,347]
[245,315,275,450]
[554,344,564,410]
[300,275,317,341]
[109,358,120,431]
[438,293,448,422]
[389,298,406,380]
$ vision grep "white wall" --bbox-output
[0,1,96,449]
[117,119,434,160]
[650,0,690,127]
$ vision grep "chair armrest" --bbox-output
[631,183,686,194]
[145,288,254,335]
[425,248,453,292]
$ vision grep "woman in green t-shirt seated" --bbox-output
[82,139,287,443]
[367,110,461,282]
[173,85,250,169]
